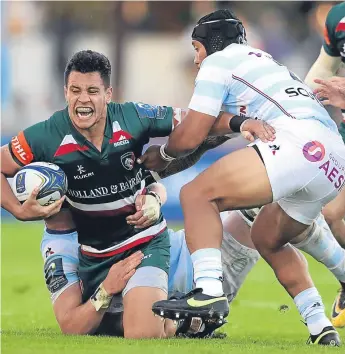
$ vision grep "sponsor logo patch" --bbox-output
[11,131,34,165]
[303,141,325,162]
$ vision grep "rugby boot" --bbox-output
[152,288,229,323]
[306,326,341,346]
[331,285,345,328]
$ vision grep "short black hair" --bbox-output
[64,50,111,87]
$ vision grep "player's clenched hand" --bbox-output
[126,194,161,229]
[102,251,143,295]
[314,77,345,109]
[137,145,171,172]
[240,119,276,143]
[16,188,65,221]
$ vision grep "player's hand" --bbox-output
[126,194,161,229]
[103,251,143,295]
[137,145,171,172]
[240,119,276,143]
[314,77,345,109]
[15,188,65,221]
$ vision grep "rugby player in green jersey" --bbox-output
[1,50,272,338]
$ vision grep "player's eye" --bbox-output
[88,89,99,94]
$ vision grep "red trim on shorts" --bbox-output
[80,227,167,258]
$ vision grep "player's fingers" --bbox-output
[132,215,149,226]
[126,210,144,223]
[135,195,145,211]
[135,220,154,229]
[123,269,136,281]
[136,153,147,165]
[314,78,326,86]
[27,187,40,201]
[263,125,275,141]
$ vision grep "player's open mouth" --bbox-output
[76,107,94,119]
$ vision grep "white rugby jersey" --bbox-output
[189,44,338,133]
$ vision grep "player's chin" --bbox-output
[71,115,97,129]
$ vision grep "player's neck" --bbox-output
[76,115,107,152]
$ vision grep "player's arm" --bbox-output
[1,144,64,221]
[322,189,345,248]
[53,251,143,335]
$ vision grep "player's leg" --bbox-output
[291,216,345,328]
[221,211,260,300]
[122,231,171,338]
[252,203,340,345]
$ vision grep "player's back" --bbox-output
[198,44,338,132]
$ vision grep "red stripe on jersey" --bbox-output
[109,130,133,144]
[336,22,345,32]
[80,227,167,257]
[54,143,89,157]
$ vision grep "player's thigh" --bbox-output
[123,285,167,339]
[181,146,273,211]
[252,203,310,252]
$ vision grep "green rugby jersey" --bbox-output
[9,102,177,252]
[323,2,345,143]
[323,2,345,62]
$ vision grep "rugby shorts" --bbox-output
[251,116,345,225]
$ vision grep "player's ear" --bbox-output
[64,86,68,101]
[105,86,113,104]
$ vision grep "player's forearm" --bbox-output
[209,112,235,136]
[1,173,22,219]
[304,48,341,89]
[57,300,105,335]
[165,111,215,158]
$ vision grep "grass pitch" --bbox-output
[2,222,345,353]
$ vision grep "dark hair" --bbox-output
[64,50,111,87]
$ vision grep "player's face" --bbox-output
[192,40,207,69]
[64,71,112,131]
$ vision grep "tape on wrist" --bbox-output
[159,144,176,162]
[147,190,162,206]
[229,115,250,133]
[90,282,112,311]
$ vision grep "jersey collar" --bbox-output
[64,106,113,146]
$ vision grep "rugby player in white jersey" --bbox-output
[140,9,345,346]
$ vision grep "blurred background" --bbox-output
[1,0,341,220]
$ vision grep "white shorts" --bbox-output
[253,116,345,225]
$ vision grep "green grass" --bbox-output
[1,222,345,353]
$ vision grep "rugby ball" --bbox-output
[11,162,68,206]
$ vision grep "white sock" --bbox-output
[293,219,345,283]
[294,287,332,335]
[191,248,223,297]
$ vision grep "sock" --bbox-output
[294,287,332,335]
[293,219,345,283]
[191,248,223,297]
[221,231,260,301]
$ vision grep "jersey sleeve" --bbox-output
[127,102,175,138]
[8,121,50,166]
[188,54,230,117]
[323,5,341,57]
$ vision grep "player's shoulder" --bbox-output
[111,101,171,120]
[201,44,268,70]
[326,3,345,30]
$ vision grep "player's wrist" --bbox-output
[146,190,162,206]
[229,115,250,133]
[159,144,176,162]
[90,282,113,311]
